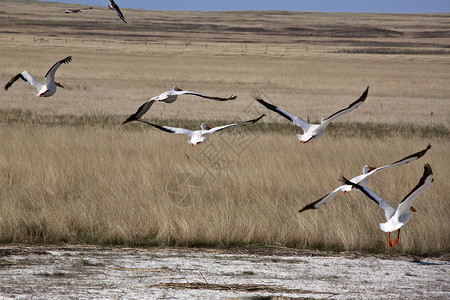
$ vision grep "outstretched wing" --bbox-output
[4,71,43,92]
[44,56,72,86]
[299,186,346,212]
[340,175,396,221]
[396,164,433,216]
[137,120,193,136]
[109,0,127,23]
[206,114,265,133]
[122,100,156,124]
[178,90,237,101]
[253,95,311,131]
[369,144,431,175]
[324,86,369,123]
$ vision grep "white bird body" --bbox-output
[296,121,324,143]
[299,144,431,212]
[4,56,72,97]
[150,87,185,103]
[255,87,369,143]
[138,115,264,146]
[123,86,237,124]
[342,163,434,247]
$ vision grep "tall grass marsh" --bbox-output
[0,0,448,254]
[0,122,448,254]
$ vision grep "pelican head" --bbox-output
[200,123,211,130]
[173,86,183,91]
[362,165,376,174]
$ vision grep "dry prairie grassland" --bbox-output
[0,0,449,254]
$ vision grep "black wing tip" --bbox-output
[255,97,276,110]
[62,56,72,64]
[251,91,262,100]
[4,73,23,91]
[418,143,432,157]
[358,86,369,102]
[298,193,329,213]
[361,86,369,97]
[240,114,265,126]
[389,143,432,165]
[423,163,433,176]
[4,80,12,91]
[213,94,236,101]
[137,120,174,134]
[252,114,265,122]
[122,116,136,125]
[137,119,159,128]
[253,94,279,112]
[298,204,315,213]
[298,201,321,212]
[122,113,139,124]
[399,163,434,204]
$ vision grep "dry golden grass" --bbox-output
[0,0,448,254]
[0,123,448,254]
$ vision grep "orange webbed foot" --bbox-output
[395,229,400,247]
[388,232,393,248]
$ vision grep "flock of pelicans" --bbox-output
[64,0,127,24]
[3,9,435,248]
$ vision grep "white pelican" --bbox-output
[341,163,433,247]
[138,114,264,146]
[299,144,431,212]
[254,87,368,143]
[64,9,81,13]
[64,7,92,13]
[123,86,237,124]
[108,0,127,24]
[4,56,72,97]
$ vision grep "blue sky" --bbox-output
[40,0,449,13]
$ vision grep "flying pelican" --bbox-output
[64,7,92,13]
[108,0,127,24]
[4,56,72,97]
[122,86,237,124]
[64,9,82,13]
[299,144,431,212]
[138,114,264,146]
[254,87,368,143]
[341,163,433,247]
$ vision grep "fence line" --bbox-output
[0,35,316,54]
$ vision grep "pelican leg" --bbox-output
[388,232,393,248]
[395,229,400,247]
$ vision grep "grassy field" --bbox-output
[0,0,449,255]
